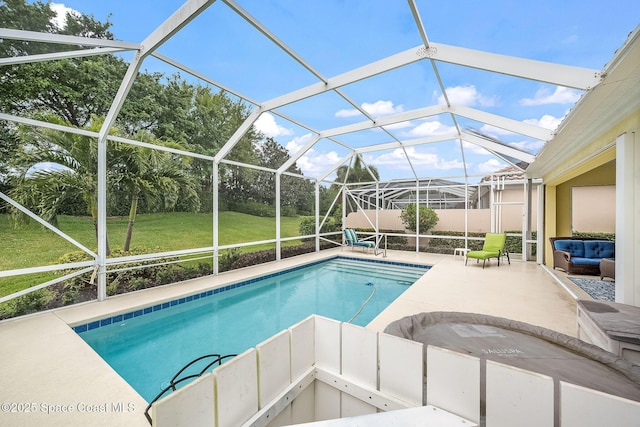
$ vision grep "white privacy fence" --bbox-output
[151,315,640,427]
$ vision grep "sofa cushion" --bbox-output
[584,240,615,259]
[554,240,584,257]
[570,257,602,266]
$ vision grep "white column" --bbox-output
[489,177,495,233]
[375,182,379,244]
[463,181,469,249]
[276,173,281,260]
[213,161,219,275]
[415,182,420,253]
[316,182,321,252]
[536,184,545,265]
[523,179,531,261]
[96,138,107,301]
[615,131,638,305]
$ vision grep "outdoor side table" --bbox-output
[454,248,470,260]
[600,258,615,281]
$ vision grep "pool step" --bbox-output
[329,261,427,279]
[332,259,429,275]
[324,260,428,283]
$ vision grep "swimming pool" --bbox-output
[75,256,429,402]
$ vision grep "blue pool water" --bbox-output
[76,256,429,402]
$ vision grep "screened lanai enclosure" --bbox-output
[0,0,623,312]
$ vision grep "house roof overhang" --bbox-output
[526,25,640,180]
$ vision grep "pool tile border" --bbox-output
[72,256,430,334]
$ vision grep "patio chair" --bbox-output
[343,229,377,254]
[465,233,510,268]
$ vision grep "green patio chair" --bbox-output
[465,233,510,268]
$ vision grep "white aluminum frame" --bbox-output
[0,0,603,306]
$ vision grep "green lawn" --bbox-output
[0,212,303,296]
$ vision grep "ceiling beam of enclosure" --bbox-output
[0,47,127,66]
[0,0,608,184]
[460,131,536,163]
[0,28,141,50]
[92,0,605,181]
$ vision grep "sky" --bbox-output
[42,0,639,183]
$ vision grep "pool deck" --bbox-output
[0,249,588,426]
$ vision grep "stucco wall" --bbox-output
[345,185,538,233]
[344,181,618,236]
[572,185,616,233]
[554,161,616,236]
[346,209,490,233]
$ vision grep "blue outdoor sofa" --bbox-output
[549,237,615,276]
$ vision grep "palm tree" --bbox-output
[334,155,379,188]
[110,130,199,251]
[331,155,380,214]
[11,115,200,254]
[11,115,113,254]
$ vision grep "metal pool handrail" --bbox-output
[144,353,237,425]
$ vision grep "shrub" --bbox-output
[227,200,276,217]
[280,205,298,217]
[226,242,335,270]
[47,247,214,308]
[229,249,277,269]
[219,248,242,272]
[299,216,315,236]
[422,230,539,256]
[400,204,439,232]
[574,231,615,241]
[504,230,538,256]
[127,277,148,291]
[299,216,339,237]
[0,289,51,318]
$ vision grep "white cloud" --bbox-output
[509,139,546,153]
[296,150,342,177]
[479,124,514,137]
[335,108,361,118]
[520,86,581,106]
[284,134,341,176]
[524,114,563,130]
[383,121,413,130]
[335,100,403,118]
[437,85,497,107]
[362,100,403,116]
[366,148,408,166]
[284,133,312,155]
[475,159,506,174]
[50,3,79,29]
[406,120,456,137]
[461,140,491,155]
[369,147,463,171]
[254,112,294,138]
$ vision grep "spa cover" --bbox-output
[384,312,640,403]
